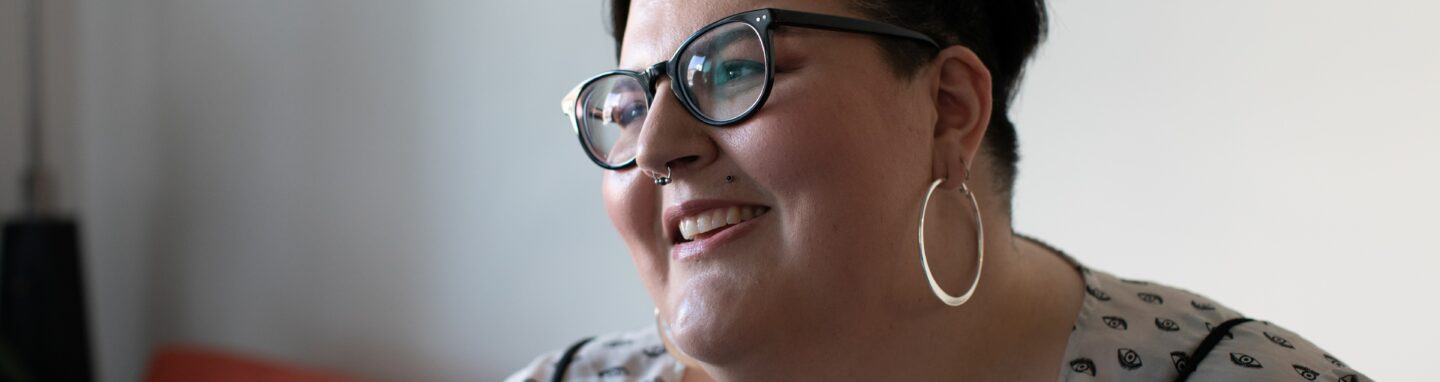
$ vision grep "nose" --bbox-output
[634,79,717,184]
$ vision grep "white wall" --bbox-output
[74,0,160,380]
[56,0,1438,381]
[74,0,640,381]
[1013,1,1439,379]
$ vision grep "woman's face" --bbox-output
[603,0,943,362]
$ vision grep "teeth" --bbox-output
[678,206,769,241]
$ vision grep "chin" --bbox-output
[666,272,776,365]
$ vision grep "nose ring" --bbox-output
[653,166,672,186]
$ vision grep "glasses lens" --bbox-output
[577,74,648,166]
[678,22,767,122]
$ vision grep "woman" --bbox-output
[511,0,1368,380]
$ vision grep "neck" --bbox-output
[674,226,1084,382]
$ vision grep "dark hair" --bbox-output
[605,0,1047,203]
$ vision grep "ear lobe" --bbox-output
[929,46,993,190]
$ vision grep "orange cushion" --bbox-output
[145,345,364,382]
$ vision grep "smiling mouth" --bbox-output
[675,205,770,243]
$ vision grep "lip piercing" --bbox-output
[724,175,734,183]
[653,166,672,186]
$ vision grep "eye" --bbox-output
[597,366,629,377]
[1293,365,1319,381]
[711,59,766,84]
[1117,348,1143,370]
[1264,331,1295,349]
[1155,317,1180,332]
[1206,322,1235,339]
[1069,358,1096,376]
[611,102,647,127]
[641,345,666,358]
[1086,286,1111,301]
[1102,316,1128,330]
[1170,351,1192,373]
[1324,354,1348,368]
[1229,352,1263,368]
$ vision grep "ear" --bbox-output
[928,45,993,191]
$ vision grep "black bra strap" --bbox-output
[551,336,595,382]
[1175,317,1253,382]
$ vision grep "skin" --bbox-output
[600,0,1087,380]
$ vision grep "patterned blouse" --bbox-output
[507,253,1369,381]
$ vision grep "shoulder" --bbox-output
[1071,265,1248,350]
[504,326,681,382]
[1060,266,1369,381]
[1187,319,1369,381]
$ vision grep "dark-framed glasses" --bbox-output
[561,8,939,169]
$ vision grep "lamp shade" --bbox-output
[1,216,93,382]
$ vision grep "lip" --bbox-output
[670,213,766,261]
[663,199,770,261]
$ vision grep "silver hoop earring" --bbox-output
[654,308,693,359]
[652,166,672,186]
[917,177,985,307]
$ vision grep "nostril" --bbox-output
[657,156,702,181]
[668,155,701,168]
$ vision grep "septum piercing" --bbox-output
[653,166,672,186]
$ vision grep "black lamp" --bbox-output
[0,0,95,380]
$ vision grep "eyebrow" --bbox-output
[618,9,937,72]
[693,25,757,52]
[768,25,812,40]
[621,24,759,72]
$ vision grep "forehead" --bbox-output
[620,0,858,70]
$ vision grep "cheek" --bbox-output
[726,70,933,263]
[601,169,669,299]
[738,74,930,199]
[748,41,932,187]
